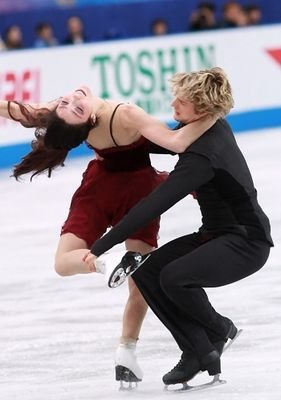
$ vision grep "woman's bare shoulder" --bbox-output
[118,103,153,125]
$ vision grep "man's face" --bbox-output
[171,97,200,124]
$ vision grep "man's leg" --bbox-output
[152,234,270,384]
[132,234,248,384]
[132,234,217,356]
[159,234,270,340]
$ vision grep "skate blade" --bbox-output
[196,328,243,377]
[119,381,139,391]
[115,365,142,390]
[108,267,127,288]
[108,253,151,288]
[164,374,226,392]
[224,329,243,352]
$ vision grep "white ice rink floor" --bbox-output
[1,128,281,400]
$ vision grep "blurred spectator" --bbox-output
[220,1,248,28]
[0,35,5,50]
[57,0,75,5]
[2,25,23,50]
[34,22,58,48]
[188,2,218,31]
[103,27,124,40]
[150,18,169,36]
[244,4,263,25]
[62,16,87,45]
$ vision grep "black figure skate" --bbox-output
[108,251,150,288]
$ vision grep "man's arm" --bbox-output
[90,152,214,257]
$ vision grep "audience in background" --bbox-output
[2,25,24,50]
[0,2,267,51]
[150,18,169,36]
[34,22,58,48]
[188,2,218,31]
[103,28,124,40]
[57,0,75,5]
[0,35,5,50]
[244,4,263,25]
[62,16,87,45]
[220,1,248,28]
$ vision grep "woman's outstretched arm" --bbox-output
[120,103,216,153]
[0,100,13,119]
[0,99,58,125]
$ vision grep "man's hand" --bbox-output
[83,251,98,272]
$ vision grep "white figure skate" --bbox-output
[115,342,143,390]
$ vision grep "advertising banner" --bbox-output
[0,24,280,167]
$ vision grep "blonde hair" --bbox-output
[170,67,234,118]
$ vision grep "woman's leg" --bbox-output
[54,234,151,332]
[114,239,153,383]
[121,239,152,340]
[54,233,91,276]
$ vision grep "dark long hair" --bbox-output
[12,108,94,180]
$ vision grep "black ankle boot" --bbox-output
[162,352,200,385]
[214,318,238,355]
[162,350,221,385]
[200,349,221,375]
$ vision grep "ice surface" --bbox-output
[1,128,281,399]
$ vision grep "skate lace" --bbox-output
[168,355,186,373]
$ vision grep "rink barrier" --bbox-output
[1,106,280,170]
[1,24,280,170]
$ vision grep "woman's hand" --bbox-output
[0,100,10,119]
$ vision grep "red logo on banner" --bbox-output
[0,69,40,101]
[0,69,40,126]
[266,49,281,66]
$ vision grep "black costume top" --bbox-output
[91,119,273,256]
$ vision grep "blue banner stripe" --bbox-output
[166,107,281,132]
[227,107,281,132]
[1,107,280,170]
[0,142,93,169]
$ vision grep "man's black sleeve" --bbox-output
[91,152,214,257]
[148,141,177,155]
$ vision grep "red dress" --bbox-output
[61,136,168,248]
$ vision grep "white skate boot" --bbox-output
[95,257,107,274]
[95,254,119,281]
[115,342,143,390]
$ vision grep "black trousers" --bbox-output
[133,232,270,360]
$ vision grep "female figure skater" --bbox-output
[0,87,215,386]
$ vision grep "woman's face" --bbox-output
[56,85,93,124]
[171,97,200,124]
